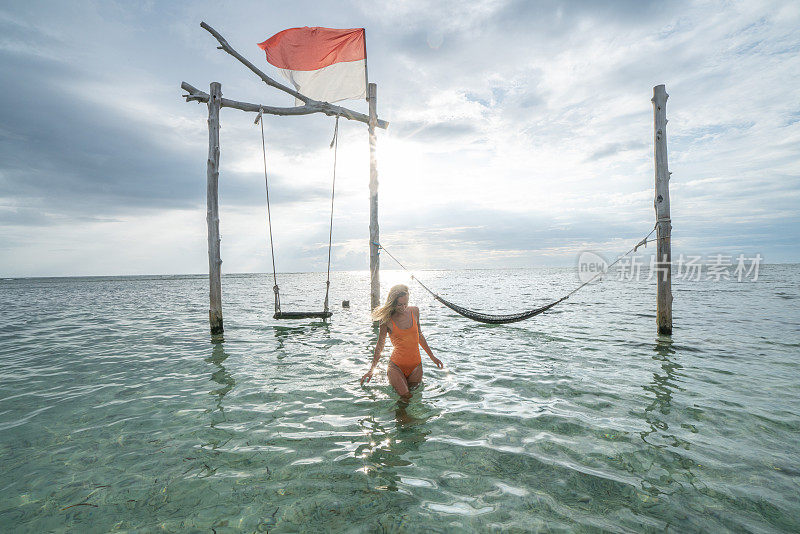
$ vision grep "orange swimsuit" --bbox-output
[389,311,421,377]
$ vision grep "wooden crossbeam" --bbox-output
[180,82,386,128]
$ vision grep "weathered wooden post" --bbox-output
[207,82,224,335]
[368,82,380,311]
[652,84,672,335]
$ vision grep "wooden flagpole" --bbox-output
[368,83,380,312]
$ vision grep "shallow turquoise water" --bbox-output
[1,267,799,532]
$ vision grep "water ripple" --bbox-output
[0,269,798,531]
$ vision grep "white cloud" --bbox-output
[1,0,799,275]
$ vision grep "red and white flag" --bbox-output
[258,27,367,104]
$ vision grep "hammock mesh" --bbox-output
[377,224,656,325]
[433,295,568,325]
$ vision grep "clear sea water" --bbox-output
[1,266,798,532]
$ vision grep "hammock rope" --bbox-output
[376,225,657,325]
[256,109,338,320]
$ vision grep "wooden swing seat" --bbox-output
[274,311,333,320]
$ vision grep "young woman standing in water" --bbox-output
[360,284,443,399]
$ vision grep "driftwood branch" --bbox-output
[181,82,388,127]
[198,22,388,129]
[183,82,315,117]
[201,21,308,103]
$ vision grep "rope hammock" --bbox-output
[256,110,340,320]
[256,107,658,325]
[376,226,657,324]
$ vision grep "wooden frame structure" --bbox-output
[181,23,673,337]
[181,22,388,335]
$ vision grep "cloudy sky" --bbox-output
[1,0,798,277]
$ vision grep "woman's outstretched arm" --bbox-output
[415,308,443,369]
[361,323,388,384]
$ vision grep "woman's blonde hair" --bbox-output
[371,284,409,324]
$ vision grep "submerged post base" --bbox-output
[209,311,224,335]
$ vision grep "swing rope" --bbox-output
[323,115,340,313]
[256,110,338,319]
[256,109,281,314]
[375,225,658,324]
